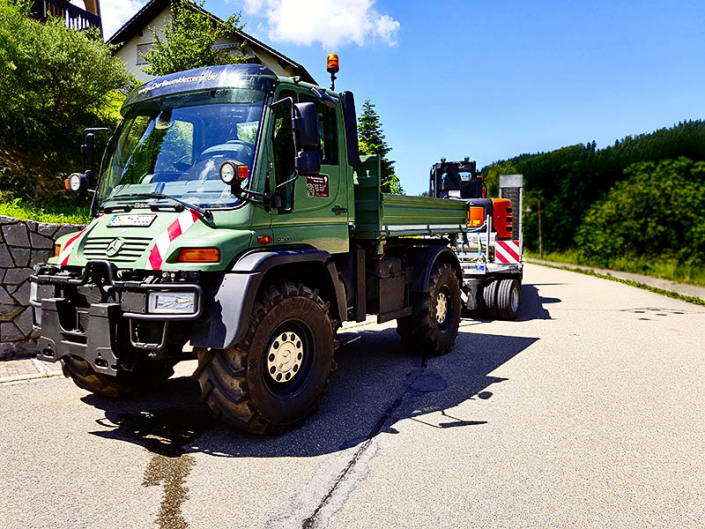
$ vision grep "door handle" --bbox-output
[331,206,347,214]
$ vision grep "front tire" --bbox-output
[61,356,175,398]
[397,262,462,356]
[193,281,335,434]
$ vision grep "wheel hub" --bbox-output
[267,331,304,383]
[436,291,448,324]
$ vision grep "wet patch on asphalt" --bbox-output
[97,407,214,529]
[627,307,692,315]
[408,372,448,396]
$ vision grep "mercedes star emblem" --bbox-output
[106,238,124,257]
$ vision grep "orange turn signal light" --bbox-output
[257,235,272,245]
[238,165,249,180]
[327,53,339,73]
[54,244,61,257]
[178,248,220,263]
[468,206,484,227]
[64,179,70,190]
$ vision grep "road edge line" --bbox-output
[528,261,705,306]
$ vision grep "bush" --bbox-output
[0,0,133,203]
[0,0,133,145]
[575,157,705,267]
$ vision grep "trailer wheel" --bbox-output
[193,281,335,434]
[61,356,175,398]
[397,262,461,356]
[496,278,521,320]
[481,280,500,318]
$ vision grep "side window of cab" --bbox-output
[272,90,297,211]
[299,94,338,165]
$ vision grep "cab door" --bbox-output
[268,89,349,254]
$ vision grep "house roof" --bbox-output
[106,0,316,84]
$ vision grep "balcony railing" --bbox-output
[30,0,101,32]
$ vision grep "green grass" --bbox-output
[526,250,705,287]
[532,261,705,307]
[0,198,90,225]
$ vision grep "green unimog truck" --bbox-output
[30,63,517,433]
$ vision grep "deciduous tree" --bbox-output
[142,0,245,76]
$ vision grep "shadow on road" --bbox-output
[84,327,538,459]
[517,284,561,321]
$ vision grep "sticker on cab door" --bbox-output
[306,175,329,198]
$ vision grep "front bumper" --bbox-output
[31,261,203,376]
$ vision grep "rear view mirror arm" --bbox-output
[274,172,299,190]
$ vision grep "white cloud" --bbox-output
[101,0,147,41]
[245,0,400,48]
[243,0,264,15]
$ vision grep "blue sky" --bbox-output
[107,0,705,195]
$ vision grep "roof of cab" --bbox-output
[122,64,339,112]
[122,64,278,110]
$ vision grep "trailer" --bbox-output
[429,159,524,319]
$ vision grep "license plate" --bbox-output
[107,214,156,228]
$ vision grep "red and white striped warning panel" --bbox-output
[495,240,522,264]
[58,227,89,266]
[146,209,202,271]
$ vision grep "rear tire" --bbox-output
[193,281,336,434]
[397,262,461,356]
[61,356,175,398]
[496,278,521,320]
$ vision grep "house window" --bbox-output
[136,43,153,65]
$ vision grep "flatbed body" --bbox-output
[352,156,468,240]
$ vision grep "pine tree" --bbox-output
[357,99,403,194]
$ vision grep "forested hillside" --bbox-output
[481,120,705,282]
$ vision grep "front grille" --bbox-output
[82,236,152,263]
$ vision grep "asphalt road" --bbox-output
[1,264,703,529]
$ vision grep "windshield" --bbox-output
[98,89,267,209]
[439,167,475,190]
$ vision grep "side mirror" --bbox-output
[80,133,94,157]
[292,102,319,148]
[295,150,321,176]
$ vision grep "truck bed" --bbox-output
[352,156,468,240]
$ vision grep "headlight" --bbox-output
[220,160,248,185]
[30,281,38,302]
[65,172,88,193]
[220,161,236,184]
[148,292,197,314]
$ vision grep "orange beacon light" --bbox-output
[327,53,339,90]
[327,53,339,73]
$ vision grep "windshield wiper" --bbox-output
[108,193,211,218]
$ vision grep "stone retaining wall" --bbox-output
[0,215,85,358]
